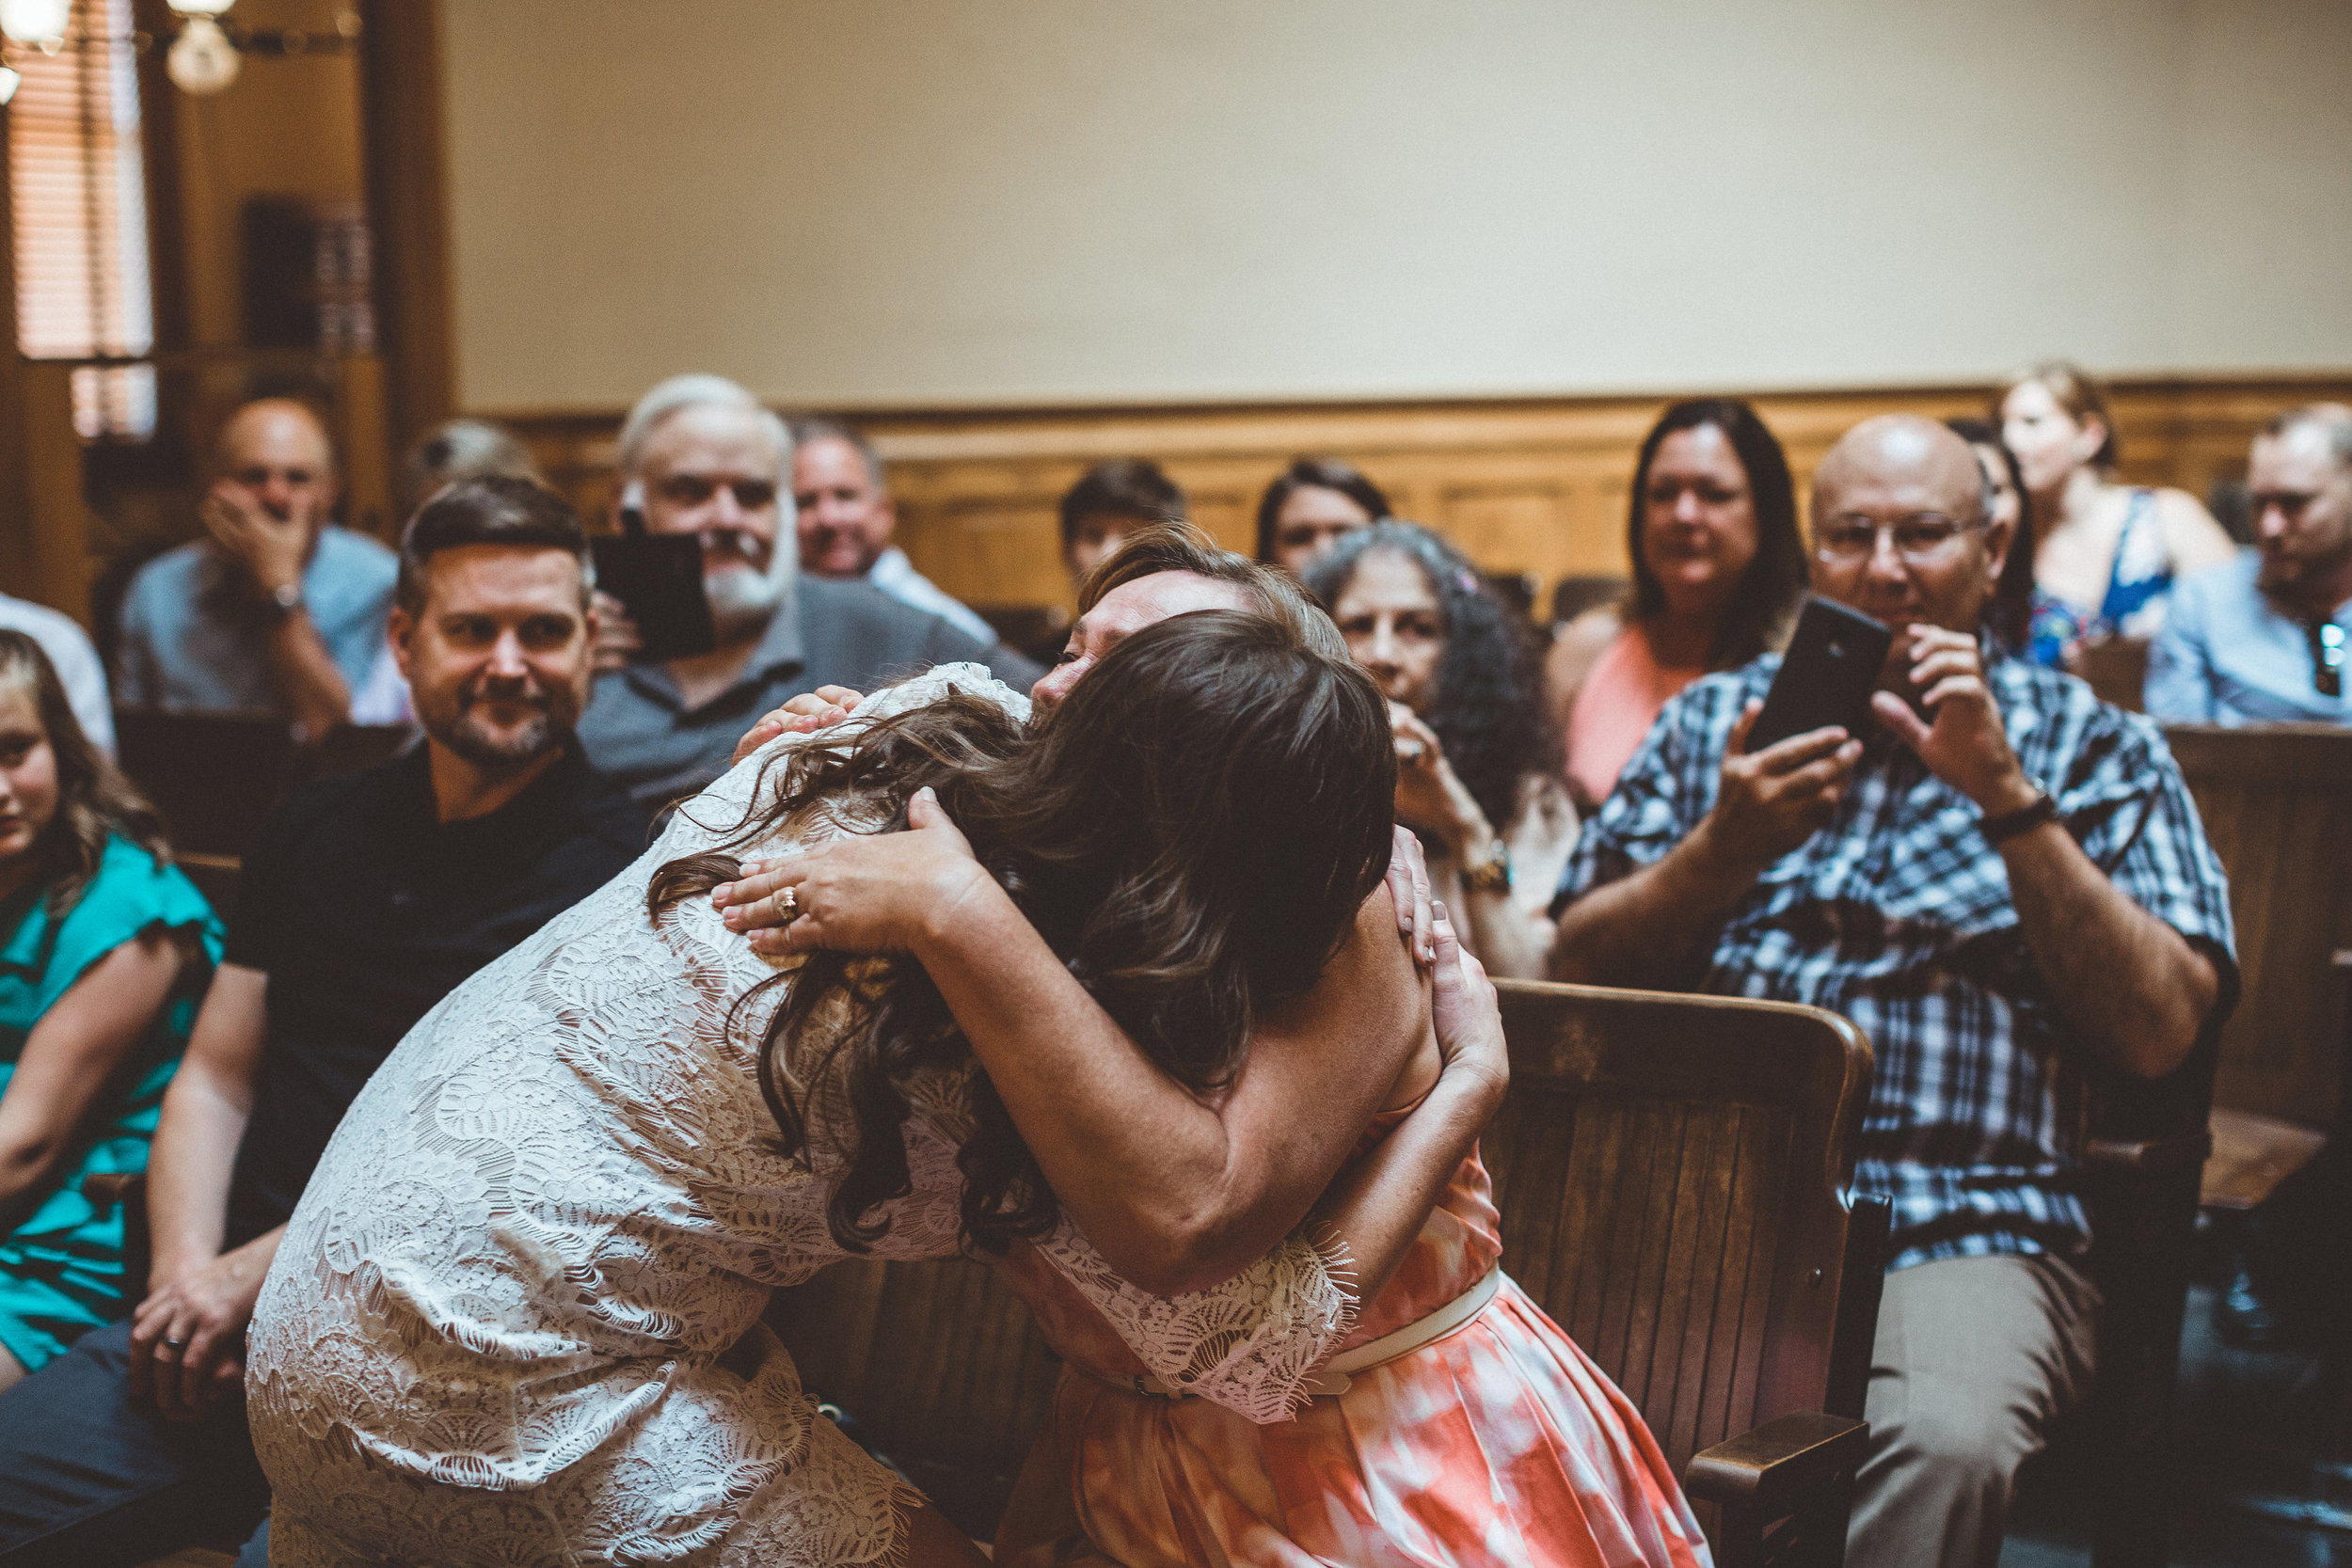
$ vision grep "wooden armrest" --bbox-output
[1685,1411,1869,1517]
[80,1171,147,1212]
[2082,1129,2212,1174]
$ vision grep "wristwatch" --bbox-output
[1979,785,2058,845]
[266,580,306,620]
[1460,842,1512,895]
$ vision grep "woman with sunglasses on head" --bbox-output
[246,534,1704,1568]
[1996,360,2235,668]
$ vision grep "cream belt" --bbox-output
[1101,1265,1502,1402]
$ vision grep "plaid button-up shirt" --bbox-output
[1555,645,2236,1272]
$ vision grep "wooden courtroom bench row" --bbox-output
[768,979,1886,1565]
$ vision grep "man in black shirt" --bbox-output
[0,480,644,1568]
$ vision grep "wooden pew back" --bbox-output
[2165,723,2352,1128]
[768,980,1875,1529]
[764,1255,1060,1533]
[1486,979,1876,1476]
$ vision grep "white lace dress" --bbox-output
[244,666,1356,1568]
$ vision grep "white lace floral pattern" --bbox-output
[245,665,1356,1566]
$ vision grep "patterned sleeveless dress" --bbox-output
[994,1105,1712,1567]
[2028,487,2173,666]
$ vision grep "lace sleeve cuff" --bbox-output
[1028,1220,1359,1424]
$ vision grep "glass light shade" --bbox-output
[166,0,235,14]
[0,66,19,106]
[167,15,239,94]
[0,0,72,45]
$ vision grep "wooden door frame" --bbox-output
[359,0,455,453]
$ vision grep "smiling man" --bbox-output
[1548,415,2236,1568]
[0,479,645,1568]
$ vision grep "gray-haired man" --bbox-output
[578,374,1040,811]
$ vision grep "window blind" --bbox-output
[8,0,153,438]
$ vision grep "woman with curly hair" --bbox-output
[0,632,220,1390]
[1306,522,1579,980]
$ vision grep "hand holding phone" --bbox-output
[590,511,718,662]
[1748,596,1894,751]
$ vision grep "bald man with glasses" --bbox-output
[1549,416,2236,1567]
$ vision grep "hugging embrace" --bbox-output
[243,529,1709,1568]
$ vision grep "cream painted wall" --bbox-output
[439,0,2352,414]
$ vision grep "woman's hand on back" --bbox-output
[1429,901,1507,1113]
[728,686,869,767]
[716,787,997,957]
[1385,825,1436,967]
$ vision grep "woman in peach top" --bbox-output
[1549,400,1808,811]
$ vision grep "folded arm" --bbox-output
[135,962,278,1420]
[720,789,1453,1296]
[0,931,189,1235]
[1009,908,1504,1420]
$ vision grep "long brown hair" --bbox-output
[648,610,1396,1255]
[1625,399,1807,668]
[0,630,170,915]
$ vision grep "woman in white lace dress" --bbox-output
[245,611,1485,1567]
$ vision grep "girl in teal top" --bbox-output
[0,630,221,1386]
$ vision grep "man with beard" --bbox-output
[2147,404,2352,724]
[0,479,644,1568]
[580,375,1038,813]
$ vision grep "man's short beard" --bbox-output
[439,709,561,770]
[421,675,578,773]
[706,557,790,643]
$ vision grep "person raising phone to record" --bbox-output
[1549,415,2235,1568]
[576,374,1039,813]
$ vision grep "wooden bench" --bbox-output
[771,979,1884,1565]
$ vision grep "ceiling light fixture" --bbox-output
[166,14,238,94]
[0,0,71,46]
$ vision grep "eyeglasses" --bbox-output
[1813,512,1983,566]
[2311,619,2345,698]
[654,474,778,511]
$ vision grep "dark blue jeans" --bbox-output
[0,1318,269,1567]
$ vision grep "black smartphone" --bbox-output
[591,523,718,661]
[1748,595,1894,751]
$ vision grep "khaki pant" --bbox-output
[1847,1252,2099,1568]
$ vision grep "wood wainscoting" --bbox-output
[507,374,2350,619]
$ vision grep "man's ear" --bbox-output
[2077,415,2111,468]
[1982,512,2016,587]
[387,605,416,684]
